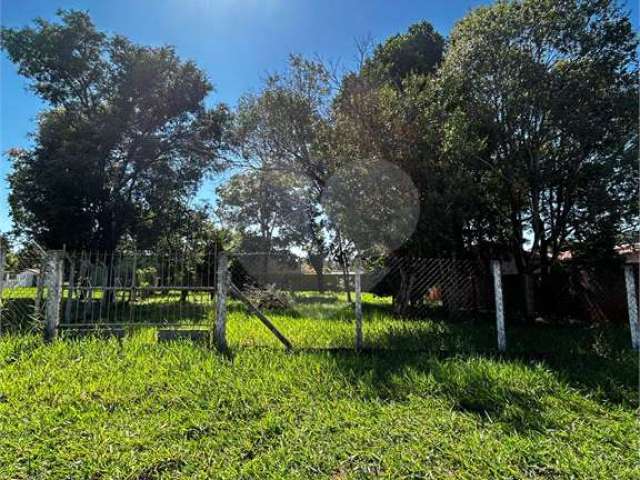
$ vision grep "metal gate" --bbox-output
[58,249,220,335]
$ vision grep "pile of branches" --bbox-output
[244,284,292,311]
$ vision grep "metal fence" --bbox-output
[0,241,47,334]
[1,244,638,351]
[58,249,220,335]
[361,256,493,319]
[0,245,220,339]
[228,251,355,349]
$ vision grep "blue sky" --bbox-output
[1,0,638,235]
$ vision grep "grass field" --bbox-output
[0,291,638,479]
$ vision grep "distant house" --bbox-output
[614,243,640,264]
[2,268,40,288]
[557,243,640,264]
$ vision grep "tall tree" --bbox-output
[217,170,300,254]
[361,20,445,89]
[333,21,472,313]
[2,10,230,252]
[438,0,639,274]
[333,21,466,260]
[229,55,336,290]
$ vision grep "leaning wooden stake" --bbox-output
[354,257,363,352]
[214,253,228,352]
[229,283,292,351]
[44,251,64,342]
[623,265,639,351]
[491,260,506,352]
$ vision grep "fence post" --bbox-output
[623,265,639,351]
[354,257,363,352]
[0,244,5,335]
[491,260,506,352]
[214,253,228,352]
[44,250,64,342]
[34,252,46,323]
[64,257,75,324]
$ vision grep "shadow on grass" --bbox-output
[25,291,638,416]
[281,348,552,432]
[225,294,637,412]
[362,302,393,316]
[286,346,637,433]
[279,319,638,416]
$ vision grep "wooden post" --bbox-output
[214,253,228,352]
[491,260,506,352]
[354,257,363,352]
[624,265,639,351]
[229,283,293,351]
[0,244,5,335]
[44,251,64,342]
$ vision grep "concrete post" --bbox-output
[492,260,506,352]
[214,253,228,352]
[354,257,363,352]
[624,265,639,351]
[44,251,64,342]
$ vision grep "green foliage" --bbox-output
[226,55,336,286]
[362,21,444,88]
[334,0,638,274]
[438,0,639,272]
[1,10,231,251]
[333,21,477,260]
[217,169,305,254]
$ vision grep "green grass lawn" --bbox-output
[225,292,635,354]
[0,290,638,478]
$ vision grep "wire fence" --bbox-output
[0,241,47,334]
[1,243,638,351]
[362,256,493,319]
[228,252,355,349]
[226,252,494,350]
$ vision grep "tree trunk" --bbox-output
[341,264,352,303]
[315,269,325,293]
[308,253,325,293]
[394,262,415,317]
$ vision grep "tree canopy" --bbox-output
[438,0,638,272]
[223,55,336,289]
[2,10,230,251]
[2,1,637,289]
